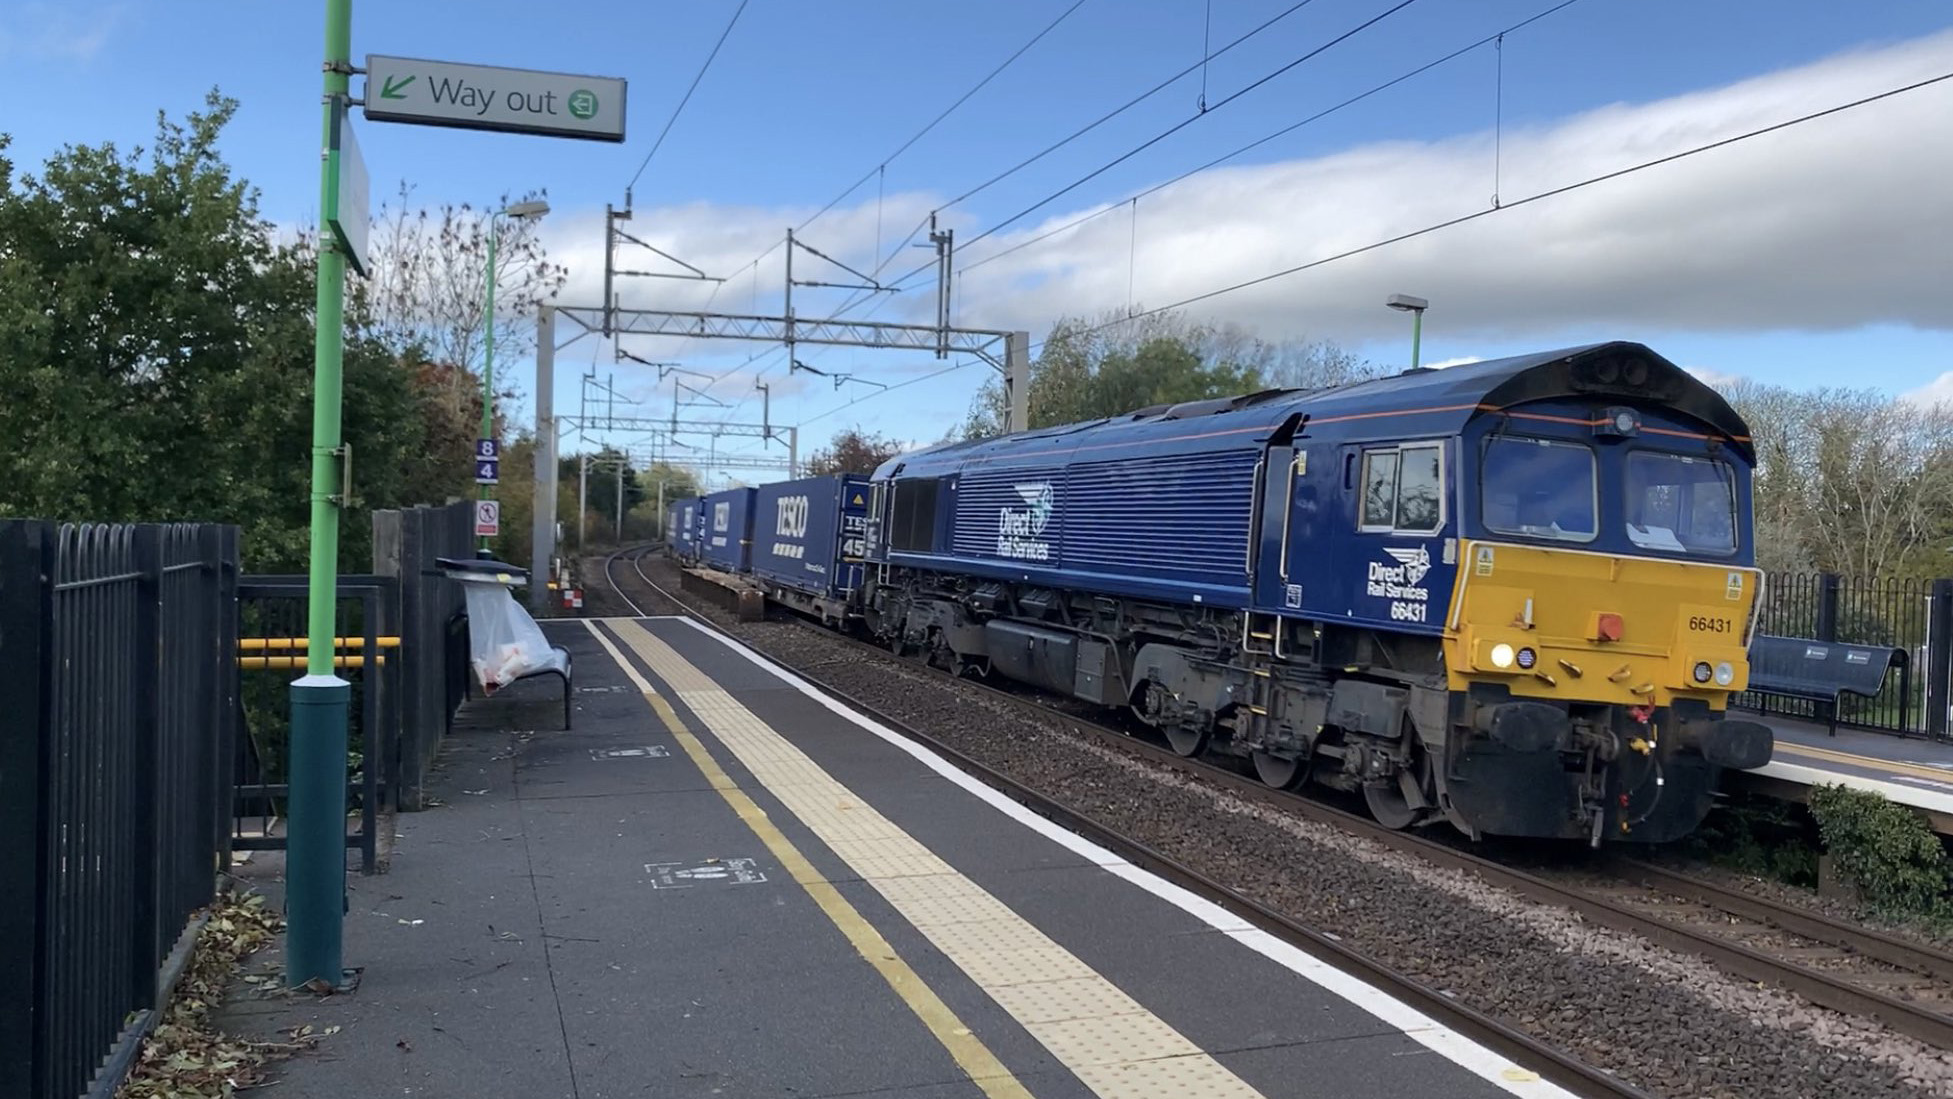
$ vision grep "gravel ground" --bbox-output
[611,552,1953,1099]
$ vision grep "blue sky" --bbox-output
[4,1,1951,482]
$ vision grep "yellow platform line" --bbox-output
[1775,740,1953,783]
[580,621,1035,1099]
[604,619,1270,1099]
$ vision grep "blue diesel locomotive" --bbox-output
[858,341,1773,843]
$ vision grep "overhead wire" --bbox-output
[796,360,978,429]
[720,0,1091,281]
[956,0,1584,276]
[832,0,1424,318]
[842,0,1328,298]
[956,0,1424,258]
[626,0,751,195]
[1058,67,1953,342]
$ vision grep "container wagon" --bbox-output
[750,473,872,625]
[700,486,758,573]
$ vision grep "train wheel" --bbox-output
[1252,751,1305,791]
[1164,726,1209,757]
[1364,779,1418,830]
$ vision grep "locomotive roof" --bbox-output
[878,340,1751,478]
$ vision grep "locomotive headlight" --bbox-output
[1517,647,1537,670]
[1490,643,1516,669]
[1692,661,1713,684]
[1715,662,1736,687]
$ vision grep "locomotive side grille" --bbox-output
[948,450,1257,582]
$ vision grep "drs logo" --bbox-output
[775,495,810,538]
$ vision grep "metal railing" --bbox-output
[1743,572,1953,739]
[231,576,398,874]
[0,520,240,1099]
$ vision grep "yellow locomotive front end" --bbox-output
[1440,541,1773,841]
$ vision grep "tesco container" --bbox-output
[700,487,757,573]
[751,474,871,598]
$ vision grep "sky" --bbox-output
[3,0,1951,486]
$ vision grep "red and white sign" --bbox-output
[474,500,501,537]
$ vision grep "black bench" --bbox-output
[1744,634,1909,735]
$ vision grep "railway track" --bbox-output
[605,545,1953,1082]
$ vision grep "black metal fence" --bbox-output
[1743,571,1953,739]
[373,501,474,810]
[0,520,240,1099]
[230,575,398,874]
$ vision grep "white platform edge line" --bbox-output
[664,615,1576,1099]
[1755,759,1953,814]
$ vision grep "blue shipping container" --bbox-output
[701,487,757,572]
[675,497,702,561]
[751,474,871,597]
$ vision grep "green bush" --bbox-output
[1690,793,1818,887]
[1808,784,1950,917]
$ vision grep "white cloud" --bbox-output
[539,28,1953,370]
[1685,365,1745,388]
[0,3,126,61]
[1903,372,1953,409]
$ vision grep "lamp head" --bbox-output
[1385,293,1428,313]
[502,200,550,219]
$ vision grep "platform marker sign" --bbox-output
[646,858,766,888]
[590,746,670,761]
[474,500,501,537]
[475,457,499,485]
[364,55,627,143]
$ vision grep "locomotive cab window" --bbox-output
[1481,437,1597,543]
[1358,443,1444,534]
[1625,452,1736,554]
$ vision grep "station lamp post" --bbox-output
[1386,293,1429,371]
[478,199,550,558]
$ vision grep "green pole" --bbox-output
[288,0,352,989]
[478,215,499,558]
[1410,309,1423,371]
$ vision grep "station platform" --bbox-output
[1742,713,1953,832]
[224,613,1575,1099]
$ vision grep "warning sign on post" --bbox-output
[475,500,501,537]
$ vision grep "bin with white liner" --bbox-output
[436,557,572,728]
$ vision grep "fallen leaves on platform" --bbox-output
[116,890,301,1099]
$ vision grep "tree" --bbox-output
[962,308,1375,438]
[0,91,455,571]
[805,427,907,475]
[352,181,566,382]
[1720,381,1953,580]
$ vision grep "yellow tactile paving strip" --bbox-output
[579,622,1034,1099]
[1775,740,1953,783]
[607,619,1270,1099]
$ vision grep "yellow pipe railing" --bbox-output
[238,654,389,670]
[239,636,402,651]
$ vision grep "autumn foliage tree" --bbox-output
[805,428,907,476]
[963,308,1375,438]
